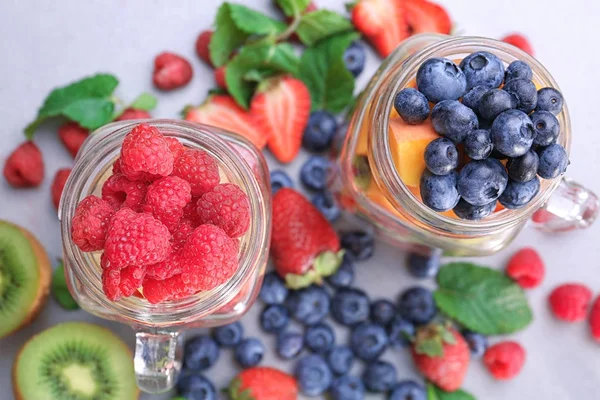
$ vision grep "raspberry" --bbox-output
[195,30,213,66]
[505,247,545,289]
[589,296,600,342]
[115,108,151,121]
[483,341,526,380]
[120,123,174,181]
[3,141,44,187]
[165,137,185,160]
[172,219,195,249]
[197,183,250,238]
[102,265,122,301]
[112,157,122,174]
[214,66,227,89]
[104,208,171,268]
[143,274,194,304]
[102,262,146,301]
[172,149,220,196]
[548,283,592,322]
[146,252,183,280]
[142,176,192,231]
[101,173,148,211]
[51,168,71,210]
[71,195,114,251]
[182,197,203,226]
[58,122,89,158]
[153,52,193,90]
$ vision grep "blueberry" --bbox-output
[464,129,493,160]
[300,156,330,191]
[387,316,415,348]
[416,58,467,103]
[491,109,535,157]
[177,374,216,400]
[332,121,349,155]
[498,177,541,209]
[478,116,493,130]
[305,322,335,354]
[460,51,505,90]
[490,148,508,160]
[326,345,355,375]
[394,88,430,125]
[212,322,244,348]
[331,287,370,326]
[537,143,569,179]
[270,170,293,194]
[234,338,264,368]
[431,100,478,143]
[536,87,563,115]
[388,380,427,400]
[341,230,375,261]
[350,322,389,361]
[503,79,538,113]
[424,138,459,175]
[478,89,516,121]
[295,354,333,396]
[312,191,341,222]
[462,85,488,112]
[453,199,496,220]
[285,285,330,325]
[362,361,398,392]
[260,304,289,333]
[184,335,220,371]
[420,170,460,212]
[330,375,365,400]
[398,286,436,325]
[370,299,397,326]
[457,159,508,206]
[303,111,338,152]
[326,255,355,289]
[507,150,539,182]
[259,272,288,305]
[462,331,488,358]
[505,60,533,82]
[344,41,366,77]
[276,330,304,360]
[531,111,560,147]
[407,248,442,279]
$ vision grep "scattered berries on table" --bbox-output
[589,296,600,342]
[294,354,333,397]
[302,110,338,152]
[388,316,416,349]
[269,170,293,194]
[235,337,265,369]
[195,30,213,66]
[184,335,220,371]
[259,272,289,305]
[214,66,227,89]
[483,341,526,380]
[3,141,44,188]
[177,374,216,400]
[58,122,89,158]
[388,380,427,400]
[115,108,151,121]
[398,286,437,325]
[326,345,354,376]
[311,191,341,222]
[102,173,148,212]
[462,331,488,358]
[212,322,244,348]
[501,33,534,55]
[304,322,335,354]
[51,168,71,210]
[362,360,398,393]
[260,304,290,333]
[325,255,355,289]
[227,367,298,400]
[329,375,364,400]
[506,247,545,289]
[548,283,592,322]
[300,156,330,191]
[350,322,389,362]
[276,330,304,360]
[331,287,371,326]
[284,285,331,326]
[343,41,366,77]
[370,299,397,326]
[407,248,442,279]
[394,88,430,125]
[153,52,193,90]
[340,230,375,261]
[71,195,114,252]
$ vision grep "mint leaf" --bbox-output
[427,383,476,400]
[296,10,354,46]
[62,98,115,130]
[210,3,248,67]
[298,31,359,113]
[129,93,158,111]
[228,4,287,35]
[51,261,79,311]
[276,0,312,16]
[434,263,533,335]
[243,68,278,82]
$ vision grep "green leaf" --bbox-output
[243,68,278,82]
[129,92,158,111]
[210,3,249,67]
[415,337,444,357]
[296,10,354,46]
[51,261,79,311]
[298,31,360,113]
[276,0,312,16]
[427,383,476,400]
[62,98,115,130]
[228,4,287,35]
[434,263,533,335]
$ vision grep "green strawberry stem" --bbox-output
[285,250,345,290]
[275,13,302,42]
[414,323,456,357]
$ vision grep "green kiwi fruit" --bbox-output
[12,322,139,400]
[0,220,51,338]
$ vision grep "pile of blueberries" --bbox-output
[394,51,569,220]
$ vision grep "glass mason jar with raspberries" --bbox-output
[59,120,271,393]
[330,34,598,257]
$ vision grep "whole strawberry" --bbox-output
[226,367,297,400]
[270,188,343,289]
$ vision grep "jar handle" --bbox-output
[531,177,599,232]
[133,328,182,394]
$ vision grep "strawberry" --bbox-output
[195,30,213,66]
[404,0,452,36]
[58,122,89,158]
[351,0,409,57]
[502,33,534,56]
[250,76,310,163]
[411,324,470,392]
[184,95,268,149]
[215,66,227,89]
[271,188,343,289]
[227,367,297,400]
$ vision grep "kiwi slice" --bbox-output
[0,220,51,338]
[13,322,139,400]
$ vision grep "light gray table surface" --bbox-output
[1,0,600,399]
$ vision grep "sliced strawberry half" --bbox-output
[404,0,452,35]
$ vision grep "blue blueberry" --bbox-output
[460,51,505,90]
[503,78,538,113]
[362,361,398,393]
[507,150,539,182]
[295,354,333,396]
[531,111,560,147]
[177,374,216,400]
[462,331,488,358]
[453,199,496,220]
[330,375,365,400]
[491,109,535,157]
[505,60,533,82]
[416,58,467,103]
[394,88,430,125]
[305,322,335,354]
[276,330,304,360]
[478,89,516,121]
[537,143,569,179]
[234,338,264,368]
[332,121,349,155]
[498,177,541,209]
[331,287,370,326]
[270,170,293,194]
[407,248,441,279]
[212,322,243,348]
[259,272,288,305]
[431,100,478,143]
[312,191,341,222]
[387,316,415,348]
[464,129,493,160]
[388,380,427,400]
[370,299,397,326]
[260,304,289,333]
[184,335,220,371]
[326,345,355,375]
[478,116,493,130]
[420,170,460,212]
[457,159,508,206]
[341,230,375,261]
[424,138,459,175]
[536,87,563,115]
[303,111,338,152]
[300,156,330,191]
[350,322,389,361]
[462,85,488,112]
[285,285,330,325]
[490,148,508,160]
[398,286,436,325]
[326,254,355,289]
[344,41,366,77]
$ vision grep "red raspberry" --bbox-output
[120,123,174,181]
[146,252,183,280]
[214,66,227,89]
[112,157,122,174]
[51,168,71,210]
[143,274,194,304]
[58,122,89,158]
[501,33,534,56]
[197,183,250,238]
[142,176,192,231]
[3,141,44,187]
[102,264,122,301]
[101,173,148,211]
[153,52,193,90]
[484,341,526,380]
[115,108,151,121]
[102,258,146,301]
[589,296,600,342]
[71,195,114,251]
[119,265,146,297]
[172,149,220,196]
[172,218,195,249]
[195,30,213,66]
[505,247,545,289]
[182,197,203,226]
[549,283,593,322]
[104,208,171,268]
[165,137,185,160]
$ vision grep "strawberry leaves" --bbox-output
[51,260,79,310]
[296,10,355,46]
[427,383,476,400]
[276,0,312,16]
[129,93,158,111]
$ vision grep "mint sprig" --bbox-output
[129,92,158,111]
[276,0,312,16]
[427,383,476,400]
[51,260,79,311]
[296,10,354,46]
